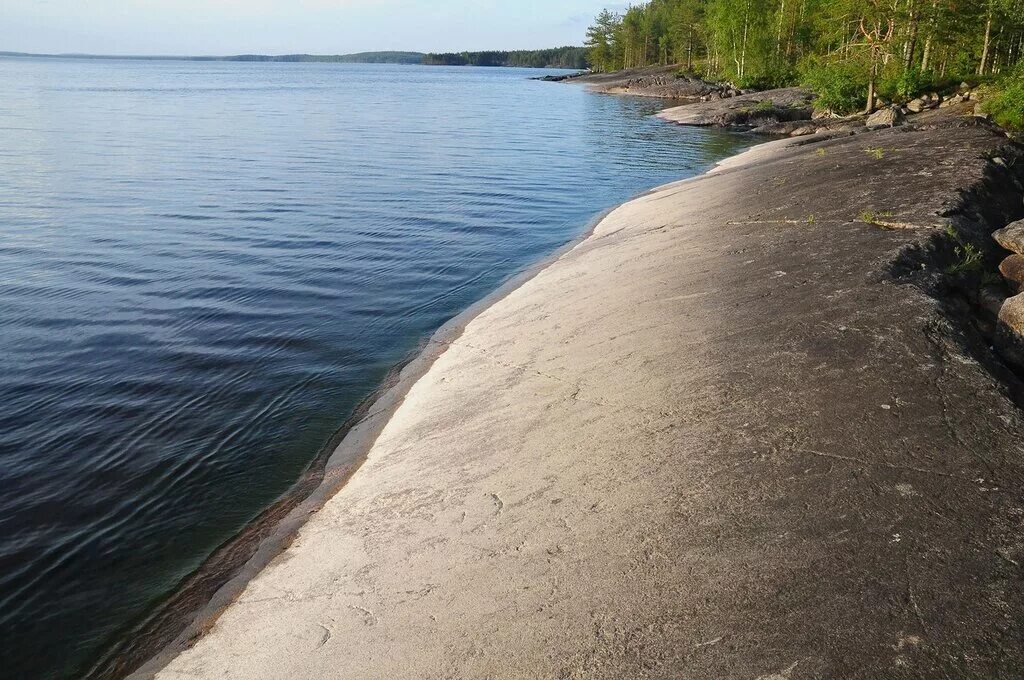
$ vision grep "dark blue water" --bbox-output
[0,57,747,679]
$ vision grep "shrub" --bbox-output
[800,61,866,114]
[737,65,797,91]
[982,68,1024,129]
[882,66,927,101]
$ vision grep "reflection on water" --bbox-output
[0,57,748,679]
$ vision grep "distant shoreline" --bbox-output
[0,49,587,69]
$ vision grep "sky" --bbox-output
[2,0,623,56]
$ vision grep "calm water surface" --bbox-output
[0,58,747,678]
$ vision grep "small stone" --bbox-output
[1000,254,1024,294]
[865,106,904,129]
[907,98,926,113]
[994,220,1024,253]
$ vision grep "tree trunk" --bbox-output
[740,0,750,80]
[903,0,919,70]
[865,49,878,114]
[777,0,787,56]
[979,0,994,75]
[687,26,694,70]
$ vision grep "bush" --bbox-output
[982,67,1024,129]
[800,61,866,114]
[737,65,797,91]
[880,66,928,101]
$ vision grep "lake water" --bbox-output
[0,58,747,679]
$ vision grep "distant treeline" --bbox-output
[422,47,589,69]
[211,52,426,64]
[0,51,428,64]
[2,49,587,69]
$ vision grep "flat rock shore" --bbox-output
[144,108,1024,679]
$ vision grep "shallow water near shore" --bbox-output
[0,57,747,679]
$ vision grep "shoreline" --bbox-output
[146,103,1024,677]
[95,193,664,679]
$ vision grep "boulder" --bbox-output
[997,293,1024,369]
[865,106,904,129]
[960,81,971,91]
[907,98,926,113]
[1000,254,1024,294]
[789,125,817,137]
[994,220,1024,254]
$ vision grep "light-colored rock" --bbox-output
[865,106,904,129]
[789,125,817,137]
[1000,254,1024,294]
[997,293,1024,368]
[1001,293,1024,330]
[995,220,1024,254]
[907,98,926,113]
[974,103,990,119]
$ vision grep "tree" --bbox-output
[586,10,621,72]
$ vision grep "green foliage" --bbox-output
[944,224,985,276]
[801,61,866,114]
[423,47,589,69]
[947,243,984,274]
[982,67,1024,129]
[885,66,927,101]
[584,0,1024,129]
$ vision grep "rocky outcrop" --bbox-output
[656,87,815,128]
[566,65,727,99]
[149,104,1024,680]
[865,106,904,129]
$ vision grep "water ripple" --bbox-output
[0,57,748,680]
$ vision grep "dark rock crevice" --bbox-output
[890,139,1024,402]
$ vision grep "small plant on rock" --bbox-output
[947,243,984,274]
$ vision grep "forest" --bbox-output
[422,47,589,69]
[585,0,1024,125]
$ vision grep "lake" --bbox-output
[0,57,746,679]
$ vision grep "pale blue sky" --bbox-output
[2,0,621,56]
